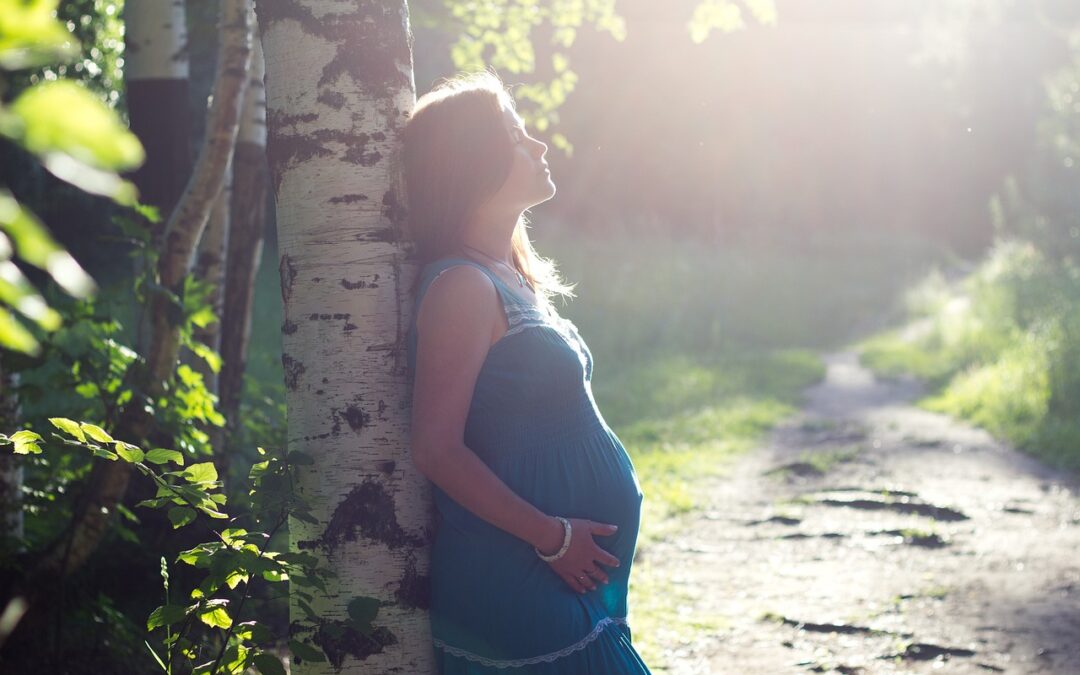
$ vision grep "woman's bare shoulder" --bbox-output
[416,263,499,337]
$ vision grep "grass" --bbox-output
[856,239,1080,473]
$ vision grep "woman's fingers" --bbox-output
[562,571,591,593]
[585,566,609,585]
[588,520,619,537]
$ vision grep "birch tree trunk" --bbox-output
[189,158,231,391]
[216,28,268,464]
[255,2,432,672]
[126,0,193,225]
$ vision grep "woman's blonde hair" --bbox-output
[401,69,574,304]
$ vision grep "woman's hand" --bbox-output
[540,518,621,594]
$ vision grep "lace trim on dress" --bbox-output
[433,616,630,669]
[502,301,550,340]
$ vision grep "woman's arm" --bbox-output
[410,265,564,552]
[410,266,620,593]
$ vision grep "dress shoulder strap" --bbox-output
[406,257,526,375]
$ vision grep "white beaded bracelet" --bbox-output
[534,516,572,562]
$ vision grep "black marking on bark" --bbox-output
[395,553,430,610]
[343,405,369,433]
[282,319,298,334]
[317,90,346,109]
[282,354,305,390]
[270,110,319,127]
[315,8,412,100]
[312,276,322,283]
[358,226,399,244]
[279,254,297,303]
[381,189,406,226]
[302,479,425,554]
[376,399,388,420]
[322,378,329,384]
[333,313,350,320]
[302,432,331,442]
[329,193,370,204]
[344,323,358,332]
[315,389,325,395]
[313,618,398,668]
[343,132,383,167]
[376,460,395,475]
[256,1,412,101]
[341,278,369,289]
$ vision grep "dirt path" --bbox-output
[646,349,1080,674]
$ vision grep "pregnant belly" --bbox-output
[491,427,643,537]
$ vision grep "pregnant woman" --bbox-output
[404,70,652,673]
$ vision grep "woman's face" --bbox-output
[487,103,555,212]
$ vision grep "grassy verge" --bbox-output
[591,349,825,668]
[857,239,1080,473]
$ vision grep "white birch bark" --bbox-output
[126,0,189,81]
[217,29,267,457]
[189,155,232,396]
[256,2,431,672]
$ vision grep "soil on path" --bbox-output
[647,349,1080,674]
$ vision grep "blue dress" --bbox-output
[406,257,652,674]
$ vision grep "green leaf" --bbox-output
[145,448,184,466]
[0,258,62,330]
[251,653,286,675]
[79,423,112,443]
[183,461,218,484]
[249,460,270,479]
[147,603,188,631]
[0,191,95,297]
[49,417,85,442]
[144,640,167,672]
[92,447,119,461]
[0,0,79,70]
[8,80,144,171]
[188,306,216,329]
[0,306,38,354]
[10,429,42,455]
[234,621,271,643]
[198,601,232,629]
[167,506,196,529]
[189,341,222,374]
[114,441,145,463]
[347,596,380,626]
[288,639,326,663]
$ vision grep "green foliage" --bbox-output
[442,0,626,154]
[0,0,77,71]
[688,0,777,43]
[0,0,142,355]
[858,240,1080,472]
[1,417,330,674]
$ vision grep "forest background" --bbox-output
[0,0,1078,673]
